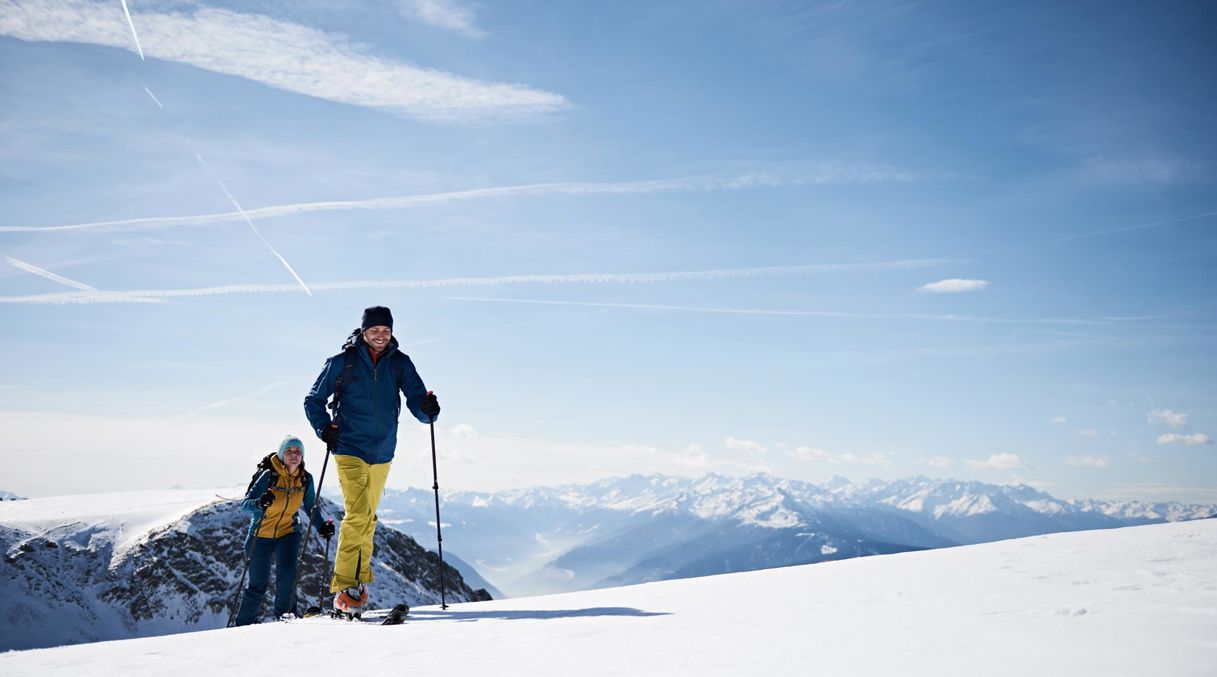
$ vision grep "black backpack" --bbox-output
[245,453,280,497]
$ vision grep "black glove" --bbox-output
[256,489,275,510]
[318,519,336,539]
[321,425,340,449]
[421,391,440,422]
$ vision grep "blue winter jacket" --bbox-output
[303,331,433,465]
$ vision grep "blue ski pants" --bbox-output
[234,530,302,626]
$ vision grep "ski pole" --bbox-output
[429,421,449,610]
[319,533,334,612]
[287,442,332,616]
[225,551,252,628]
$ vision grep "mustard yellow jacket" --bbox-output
[241,455,322,551]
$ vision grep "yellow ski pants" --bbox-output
[330,454,392,592]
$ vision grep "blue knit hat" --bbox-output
[277,436,305,463]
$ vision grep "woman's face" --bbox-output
[282,445,303,471]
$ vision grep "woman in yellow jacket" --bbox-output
[234,436,334,626]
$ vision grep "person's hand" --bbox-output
[318,519,336,539]
[321,425,340,449]
[256,489,275,510]
[421,391,440,422]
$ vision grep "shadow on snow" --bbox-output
[406,606,669,622]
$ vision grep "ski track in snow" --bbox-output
[1,519,1214,676]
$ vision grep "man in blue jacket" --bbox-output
[304,306,440,612]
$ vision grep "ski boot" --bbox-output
[333,584,368,621]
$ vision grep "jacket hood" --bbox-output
[269,452,305,479]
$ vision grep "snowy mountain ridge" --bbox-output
[437,472,1214,526]
[0,489,489,652]
[375,472,1215,597]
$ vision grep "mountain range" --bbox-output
[0,490,489,651]
[371,473,1216,597]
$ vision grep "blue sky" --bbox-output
[1,0,1214,502]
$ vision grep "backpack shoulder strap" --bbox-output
[329,346,359,414]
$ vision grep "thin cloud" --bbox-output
[1147,409,1189,429]
[1064,455,1110,468]
[1,169,919,234]
[1156,433,1213,446]
[399,0,487,39]
[0,259,948,305]
[0,0,567,122]
[724,437,766,455]
[840,452,891,466]
[786,446,832,462]
[924,456,954,468]
[916,278,990,294]
[5,255,97,291]
[1076,156,1200,185]
[1050,416,1068,424]
[967,453,1024,470]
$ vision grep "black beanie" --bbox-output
[361,306,393,330]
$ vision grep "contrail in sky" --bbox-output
[186,381,284,416]
[958,210,1217,257]
[442,296,1171,328]
[119,0,144,60]
[5,255,98,292]
[188,147,312,296]
[110,0,310,296]
[0,259,949,304]
[0,171,911,234]
[143,86,163,108]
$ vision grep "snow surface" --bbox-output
[3,519,1214,676]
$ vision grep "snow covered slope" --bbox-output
[0,490,489,651]
[3,520,1214,676]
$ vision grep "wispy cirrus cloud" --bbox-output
[1147,409,1189,429]
[840,452,891,466]
[967,453,1025,470]
[0,0,567,122]
[916,278,990,294]
[1076,156,1204,185]
[1156,433,1213,446]
[786,446,832,462]
[1064,454,1110,468]
[399,0,486,39]
[724,437,766,456]
[0,168,918,234]
[0,259,948,305]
